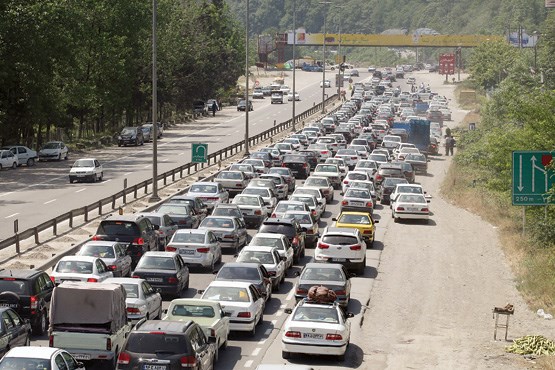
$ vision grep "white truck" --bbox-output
[48,282,132,369]
[163,298,230,361]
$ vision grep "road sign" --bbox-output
[512,151,555,205]
[192,143,208,163]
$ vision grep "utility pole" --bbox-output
[291,0,297,132]
[149,0,160,203]
[319,1,332,114]
[244,0,250,156]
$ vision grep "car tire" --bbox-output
[357,258,366,275]
[282,351,291,359]
[57,154,62,161]
[33,310,47,335]
[207,256,215,273]
[69,178,73,184]
[26,158,35,166]
[99,172,103,181]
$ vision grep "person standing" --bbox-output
[211,101,217,117]
[445,135,453,156]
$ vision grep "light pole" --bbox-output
[532,31,539,71]
[291,0,297,132]
[149,0,160,202]
[244,0,250,156]
[320,1,332,114]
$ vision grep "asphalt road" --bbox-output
[0,71,343,241]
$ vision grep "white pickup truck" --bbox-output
[48,282,132,369]
[163,298,230,361]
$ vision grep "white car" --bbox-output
[282,300,352,360]
[289,194,324,221]
[165,229,222,271]
[187,182,229,210]
[315,227,367,274]
[283,138,302,151]
[0,346,86,370]
[103,277,162,321]
[341,171,372,193]
[313,163,342,189]
[38,141,68,161]
[324,158,347,177]
[76,241,132,278]
[232,194,271,226]
[280,85,291,94]
[0,145,38,167]
[241,187,278,210]
[389,183,428,209]
[303,176,334,202]
[51,256,113,285]
[249,233,295,269]
[200,281,265,336]
[392,193,430,223]
[335,149,360,169]
[236,246,286,290]
[69,158,104,183]
[287,91,300,101]
[272,200,309,219]
[307,143,333,161]
[0,149,18,170]
[320,80,331,88]
[292,187,327,212]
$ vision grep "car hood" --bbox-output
[40,148,61,154]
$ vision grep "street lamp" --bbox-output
[244,0,250,156]
[149,0,160,202]
[319,1,332,114]
[291,0,297,132]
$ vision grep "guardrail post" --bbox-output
[187,164,191,175]
[14,220,19,254]
[69,211,73,228]
[53,218,57,236]
[112,195,116,209]
[134,185,138,199]
[98,201,102,216]
[34,227,39,245]
[163,173,167,186]
[84,206,88,223]
[180,167,183,178]
[144,181,148,194]
[15,234,20,255]
[123,178,128,204]
[172,169,175,182]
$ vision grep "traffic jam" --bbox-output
[0,67,450,370]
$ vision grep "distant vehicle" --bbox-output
[0,145,37,167]
[253,88,264,99]
[237,99,254,111]
[193,100,208,116]
[0,311,31,358]
[206,99,220,111]
[38,141,68,161]
[0,347,85,370]
[117,127,144,147]
[271,90,285,104]
[0,150,18,170]
[68,158,103,183]
[102,277,163,322]
[320,80,331,88]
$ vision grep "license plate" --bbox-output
[146,277,163,282]
[332,258,346,262]
[407,207,418,212]
[142,365,167,370]
[77,174,85,177]
[73,354,91,360]
[303,333,323,339]
[351,202,363,206]
[179,249,195,255]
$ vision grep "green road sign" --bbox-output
[512,151,555,205]
[192,143,208,163]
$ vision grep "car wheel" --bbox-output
[357,258,366,275]
[64,153,68,160]
[33,310,47,335]
[99,172,103,181]
[207,256,215,273]
[57,154,61,161]
[135,139,139,146]
[26,158,35,166]
[282,351,291,359]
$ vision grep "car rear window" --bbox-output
[283,155,306,162]
[80,245,115,258]
[259,224,296,238]
[171,304,215,318]
[126,332,190,354]
[56,261,93,274]
[0,279,29,295]
[98,221,139,236]
[321,235,359,245]
[212,208,242,218]
[380,168,402,176]
[217,266,261,281]
[0,358,51,369]
[171,233,205,244]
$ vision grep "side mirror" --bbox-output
[156,288,162,293]
[427,200,431,203]
[332,217,337,222]
[339,192,344,196]
[281,256,287,262]
[301,227,307,233]
[223,311,232,317]
[374,220,379,224]
[153,224,160,230]
[197,289,205,294]
[233,254,238,258]
[346,312,355,318]
[163,309,168,314]
[293,271,301,277]
[284,308,293,314]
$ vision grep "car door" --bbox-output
[341,265,352,297]
[190,325,214,370]
[175,255,189,289]
[163,215,178,242]
[248,285,264,319]
[258,265,272,298]
[54,353,69,370]
[234,218,247,246]
[142,281,161,318]
[61,350,84,370]
[95,259,112,281]
[116,244,132,276]
[1,310,24,348]
[207,232,221,264]
[273,250,285,280]
[94,160,102,178]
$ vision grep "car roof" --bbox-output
[103,277,145,285]
[338,211,371,217]
[143,251,178,257]
[81,240,120,247]
[252,233,286,239]
[59,255,99,262]
[190,182,218,186]
[240,246,277,253]
[103,214,146,222]
[135,319,192,333]
[0,269,43,279]
[4,346,62,359]
[206,280,254,288]
[174,229,209,235]
[324,227,359,235]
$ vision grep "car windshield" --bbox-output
[301,267,345,281]
[347,173,368,181]
[213,207,242,217]
[0,279,28,295]
[350,181,374,191]
[283,155,306,162]
[357,161,377,169]
[157,204,191,215]
[199,217,235,229]
[0,358,51,369]
[293,307,339,323]
[56,261,93,274]
[43,142,62,149]
[269,168,290,176]
[121,283,139,298]
[369,154,387,162]
[97,221,139,236]
[396,186,423,194]
[217,266,261,281]
[406,154,426,161]
[72,159,94,167]
[275,203,304,213]
[231,165,253,173]
[398,194,427,203]
[380,168,402,176]
[237,251,275,264]
[242,188,269,197]
[218,171,242,180]
[250,236,284,249]
[126,332,188,354]
[290,196,315,207]
[121,128,136,135]
[203,286,250,302]
[171,233,205,244]
[337,150,357,156]
[80,245,115,258]
[295,189,319,198]
[338,214,371,224]
[275,143,291,150]
[243,159,263,167]
[136,256,176,270]
[321,235,359,245]
[234,195,261,206]
[315,165,338,173]
[345,189,370,198]
[141,127,151,133]
[305,178,328,187]
[285,212,312,224]
[171,304,215,318]
[384,178,408,186]
[190,184,218,194]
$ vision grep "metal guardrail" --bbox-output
[1,94,339,254]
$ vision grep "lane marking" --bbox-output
[244,360,253,368]
[124,172,132,176]
[276,310,283,317]
[4,213,19,219]
[104,179,112,183]
[178,152,184,155]
[264,328,272,335]
[285,289,294,301]
[271,319,277,326]
[44,199,57,205]
[0,192,14,198]
[161,158,168,162]
[143,165,151,169]
[251,348,261,356]
[75,188,86,193]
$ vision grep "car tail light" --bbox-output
[366,202,373,207]
[87,278,98,282]
[321,151,329,154]
[91,235,101,241]
[49,335,54,347]
[197,247,210,253]
[311,210,317,216]
[132,275,140,278]
[133,237,144,245]
[335,290,346,295]
[149,331,166,335]
[350,244,362,251]
[180,355,197,368]
[303,163,308,168]
[375,175,383,181]
[326,333,343,340]
[363,230,372,234]
[351,157,357,160]
[117,352,131,365]
[296,288,308,294]
[421,208,429,212]
[271,213,277,218]
[341,200,348,206]
[396,207,405,211]
[168,277,178,284]
[254,210,262,215]
[30,295,38,310]
[127,307,140,313]
[237,311,252,318]
[343,180,348,184]
[106,338,112,351]
[166,246,177,252]
[285,331,301,338]
[107,265,117,271]
[292,236,299,246]
[282,163,287,167]
[318,243,329,249]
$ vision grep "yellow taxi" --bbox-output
[332,211,378,246]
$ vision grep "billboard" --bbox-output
[507,31,539,48]
[439,54,455,75]
[286,29,502,47]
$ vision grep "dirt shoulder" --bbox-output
[358,72,555,370]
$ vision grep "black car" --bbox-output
[215,262,272,300]
[193,100,208,116]
[259,218,306,263]
[132,252,189,297]
[373,165,405,187]
[117,320,215,370]
[237,100,253,111]
[93,214,159,268]
[298,150,319,170]
[0,307,31,357]
[117,127,144,147]
[378,177,409,205]
[282,154,310,179]
[155,203,201,229]
[0,270,54,335]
